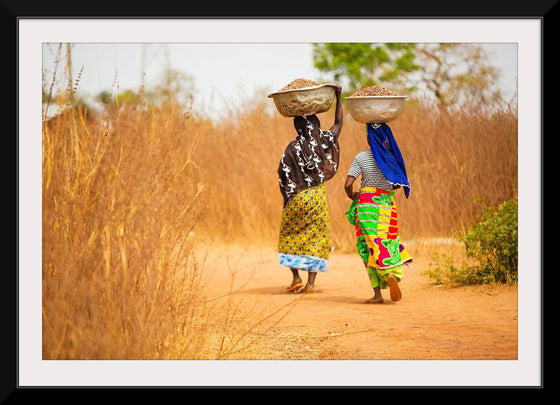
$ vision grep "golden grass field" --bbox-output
[42,92,517,360]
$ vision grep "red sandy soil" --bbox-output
[193,241,518,361]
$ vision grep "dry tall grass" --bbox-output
[194,95,518,253]
[41,97,277,359]
[42,83,517,359]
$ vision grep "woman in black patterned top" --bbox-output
[277,85,343,294]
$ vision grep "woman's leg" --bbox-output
[365,266,384,303]
[307,271,317,288]
[291,268,302,283]
[295,270,317,294]
[375,266,403,302]
[286,268,303,292]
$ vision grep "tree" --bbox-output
[312,43,419,97]
[412,43,501,106]
[312,43,501,106]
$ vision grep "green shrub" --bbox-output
[425,195,518,286]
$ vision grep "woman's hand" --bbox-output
[345,175,357,200]
[330,84,343,136]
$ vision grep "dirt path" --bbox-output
[193,241,518,361]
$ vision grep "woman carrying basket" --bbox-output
[278,85,343,294]
[344,122,413,303]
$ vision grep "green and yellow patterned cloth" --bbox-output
[278,183,330,272]
[347,187,412,289]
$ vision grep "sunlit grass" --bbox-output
[193,94,518,253]
[42,70,517,359]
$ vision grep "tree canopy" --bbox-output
[312,43,502,106]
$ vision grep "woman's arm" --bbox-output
[345,175,358,200]
[329,85,343,137]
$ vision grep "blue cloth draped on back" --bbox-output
[366,123,410,198]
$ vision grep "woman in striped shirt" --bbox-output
[344,123,412,304]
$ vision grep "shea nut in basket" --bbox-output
[268,84,337,117]
[345,96,407,124]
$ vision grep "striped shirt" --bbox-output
[347,150,393,190]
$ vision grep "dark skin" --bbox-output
[329,85,344,138]
[346,176,400,201]
[289,85,343,294]
[344,175,359,201]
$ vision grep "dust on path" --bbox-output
[193,241,518,361]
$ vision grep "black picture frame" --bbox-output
[6,0,552,399]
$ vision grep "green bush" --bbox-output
[425,195,518,286]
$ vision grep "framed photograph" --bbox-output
[10,4,548,395]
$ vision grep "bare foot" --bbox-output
[286,280,303,293]
[387,274,402,301]
[295,284,316,294]
[364,296,384,304]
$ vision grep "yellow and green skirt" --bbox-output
[278,183,331,272]
[346,187,412,289]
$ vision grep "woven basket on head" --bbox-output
[345,96,408,124]
[267,84,337,117]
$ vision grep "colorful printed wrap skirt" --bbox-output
[278,183,331,272]
[346,187,412,289]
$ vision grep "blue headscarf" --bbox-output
[366,123,410,198]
